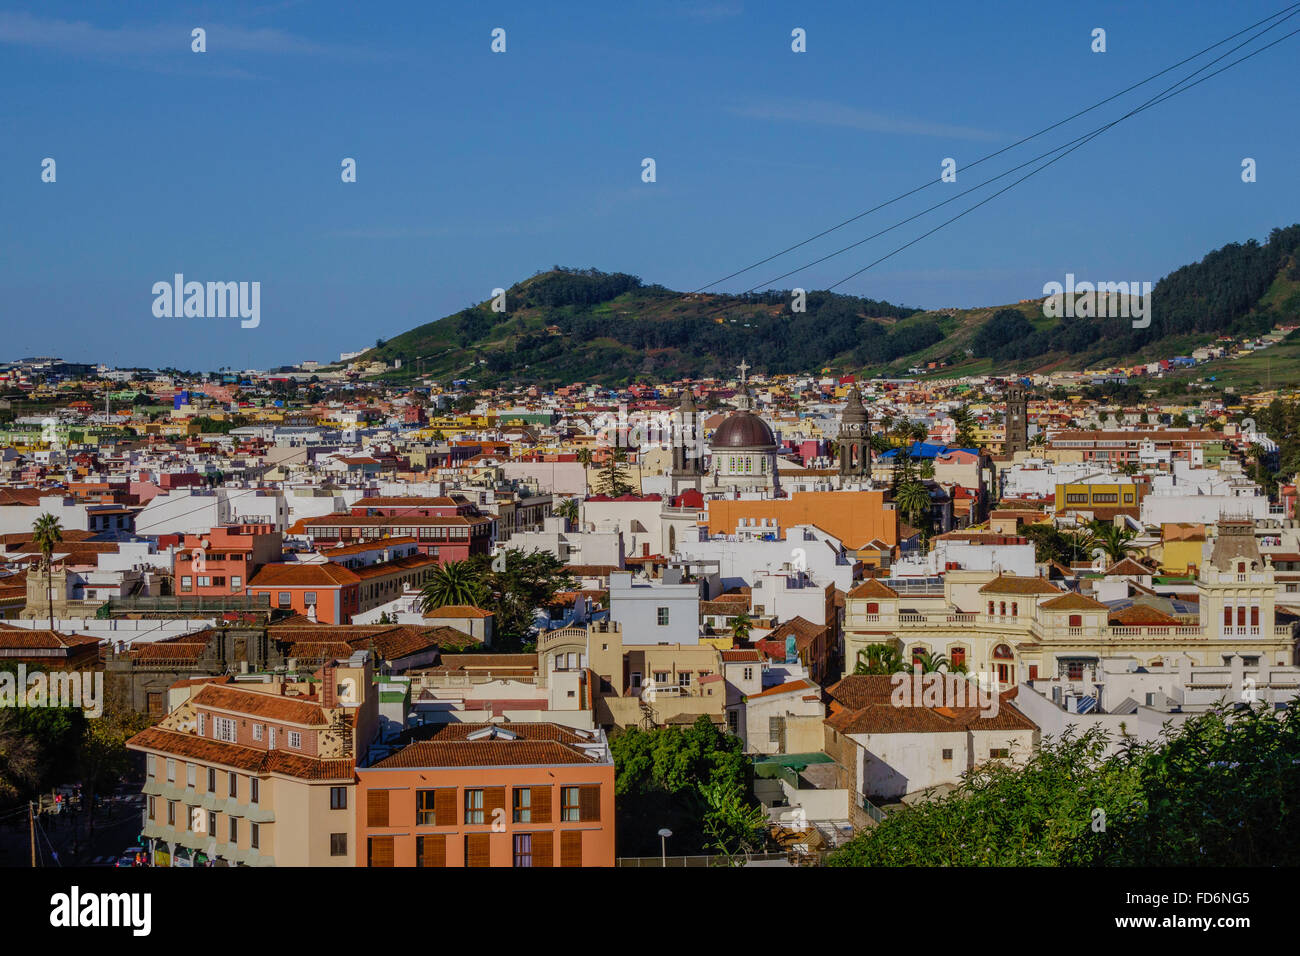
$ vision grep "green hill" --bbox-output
[356,225,1300,387]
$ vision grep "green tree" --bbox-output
[895,480,932,534]
[595,445,636,497]
[554,497,580,529]
[611,716,754,856]
[730,611,753,644]
[418,559,488,612]
[1089,520,1139,564]
[853,643,903,675]
[32,513,63,629]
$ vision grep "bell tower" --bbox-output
[838,386,870,477]
[1004,382,1028,456]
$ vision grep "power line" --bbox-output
[690,1,1300,294]
[823,23,1300,292]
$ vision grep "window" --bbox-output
[513,787,532,823]
[330,833,348,857]
[250,778,260,805]
[678,672,691,687]
[197,576,211,588]
[990,748,1010,759]
[513,833,533,867]
[277,592,291,607]
[166,759,176,783]
[416,789,438,826]
[465,789,485,825]
[654,671,668,684]
[186,763,196,788]
[207,810,217,836]
[207,768,215,792]
[253,724,264,742]
[304,591,317,606]
[743,666,753,680]
[657,606,669,626]
[464,833,490,867]
[167,801,176,826]
[197,713,205,736]
[213,716,237,743]
[561,787,580,822]
[367,836,394,868]
[416,834,446,867]
[560,830,582,867]
[330,787,347,810]
[147,755,156,778]
[231,576,242,592]
[229,816,238,843]
[942,748,953,760]
[288,731,302,749]
[250,823,260,850]
[367,789,390,828]
[148,795,156,820]
[229,772,238,799]
[180,576,192,591]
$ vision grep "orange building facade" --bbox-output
[705,490,898,551]
[356,723,615,867]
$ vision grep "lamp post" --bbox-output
[657,827,672,867]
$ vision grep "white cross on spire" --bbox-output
[736,358,750,386]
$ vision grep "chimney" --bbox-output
[321,665,337,708]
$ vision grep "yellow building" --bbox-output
[1054,481,1141,513]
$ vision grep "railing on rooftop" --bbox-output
[107,594,272,613]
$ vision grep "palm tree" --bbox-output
[853,643,903,675]
[32,513,63,629]
[575,447,594,468]
[554,497,580,530]
[895,479,932,531]
[730,611,753,644]
[905,651,966,674]
[1089,520,1139,564]
[418,559,487,611]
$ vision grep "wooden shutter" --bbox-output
[465,832,491,867]
[419,834,446,867]
[367,836,394,868]
[485,786,506,825]
[560,830,582,867]
[531,786,552,824]
[532,831,553,867]
[433,788,456,825]
[367,789,389,828]
[578,785,600,822]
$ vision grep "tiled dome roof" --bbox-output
[712,411,775,449]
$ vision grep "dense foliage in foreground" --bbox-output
[828,705,1300,866]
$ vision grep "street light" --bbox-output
[657,827,672,867]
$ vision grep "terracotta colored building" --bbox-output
[356,722,615,867]
[173,524,283,598]
[705,490,897,552]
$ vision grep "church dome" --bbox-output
[712,410,776,449]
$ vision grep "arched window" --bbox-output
[1011,602,1018,617]
[987,601,994,615]
[993,644,1014,660]
[950,647,966,669]
[999,601,1006,616]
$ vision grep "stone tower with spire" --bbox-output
[1004,383,1028,457]
[670,386,704,492]
[838,386,871,478]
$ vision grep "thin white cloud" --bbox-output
[0,11,365,60]
[733,97,999,141]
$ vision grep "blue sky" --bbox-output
[1,0,1297,370]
